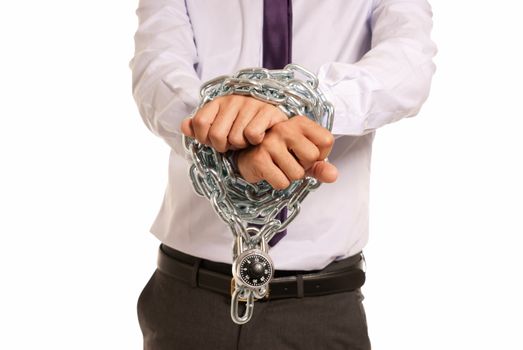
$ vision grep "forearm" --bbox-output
[318,0,437,138]
[129,0,201,151]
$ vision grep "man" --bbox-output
[129,0,436,349]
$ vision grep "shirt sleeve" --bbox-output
[317,0,438,139]
[129,0,202,153]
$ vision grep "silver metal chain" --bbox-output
[182,64,334,324]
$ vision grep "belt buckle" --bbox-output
[230,278,270,301]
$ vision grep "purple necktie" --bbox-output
[252,0,292,247]
[262,0,292,70]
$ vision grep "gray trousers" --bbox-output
[137,259,371,350]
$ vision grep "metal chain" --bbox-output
[182,64,334,324]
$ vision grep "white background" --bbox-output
[1,1,522,349]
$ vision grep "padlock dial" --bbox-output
[237,252,273,287]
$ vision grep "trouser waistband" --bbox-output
[157,244,366,300]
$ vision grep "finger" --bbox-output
[244,105,288,145]
[240,150,290,190]
[227,103,260,149]
[207,100,241,152]
[180,117,195,137]
[262,161,292,190]
[269,142,306,182]
[306,160,338,183]
[286,135,321,169]
[292,116,335,159]
[192,100,220,145]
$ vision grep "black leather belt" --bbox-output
[157,244,366,300]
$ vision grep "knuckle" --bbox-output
[323,133,335,147]
[244,97,263,109]
[207,128,225,142]
[228,134,247,148]
[271,121,287,134]
[261,134,277,149]
[192,116,207,128]
[265,105,286,122]
[244,127,264,144]
[261,104,275,113]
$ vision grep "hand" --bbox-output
[236,115,338,189]
[180,95,288,152]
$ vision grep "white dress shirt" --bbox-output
[129,0,437,270]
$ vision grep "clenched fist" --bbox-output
[235,115,338,189]
[180,95,288,152]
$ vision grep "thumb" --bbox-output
[305,160,338,183]
[180,117,195,137]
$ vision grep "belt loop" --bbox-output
[296,274,304,298]
[190,258,202,288]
